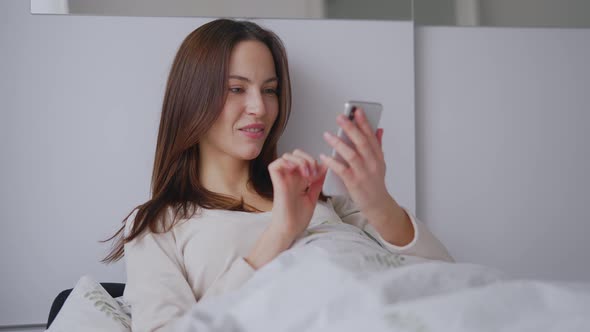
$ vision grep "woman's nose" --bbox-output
[245,91,266,116]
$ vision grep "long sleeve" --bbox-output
[330,195,454,262]
[123,209,258,331]
[123,210,195,332]
[200,257,255,300]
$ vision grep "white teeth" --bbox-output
[242,128,263,132]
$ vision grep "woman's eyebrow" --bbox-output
[229,75,278,84]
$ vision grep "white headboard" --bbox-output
[0,0,415,325]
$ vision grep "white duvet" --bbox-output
[176,243,590,332]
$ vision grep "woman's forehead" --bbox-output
[228,40,276,80]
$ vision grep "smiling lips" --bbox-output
[239,123,265,139]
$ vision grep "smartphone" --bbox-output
[322,101,383,196]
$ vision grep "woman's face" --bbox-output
[201,40,279,162]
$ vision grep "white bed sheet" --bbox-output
[176,245,590,331]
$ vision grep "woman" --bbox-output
[104,19,452,331]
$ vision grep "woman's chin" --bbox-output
[237,149,263,161]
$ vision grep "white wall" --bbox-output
[415,26,590,281]
[0,0,415,326]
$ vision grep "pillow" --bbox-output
[47,275,131,332]
[114,296,132,319]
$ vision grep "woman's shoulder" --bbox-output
[124,203,207,236]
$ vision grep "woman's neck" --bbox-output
[199,150,251,198]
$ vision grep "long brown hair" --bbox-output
[103,19,327,263]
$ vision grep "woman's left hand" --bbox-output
[320,108,394,223]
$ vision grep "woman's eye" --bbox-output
[229,87,244,93]
[264,88,278,95]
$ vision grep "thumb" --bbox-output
[308,163,328,199]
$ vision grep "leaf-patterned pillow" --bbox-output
[46,275,131,332]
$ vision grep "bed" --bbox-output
[47,243,590,331]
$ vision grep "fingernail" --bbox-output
[323,132,334,141]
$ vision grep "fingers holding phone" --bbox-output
[320,101,398,222]
[321,101,383,197]
[321,108,385,183]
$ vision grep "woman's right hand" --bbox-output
[268,149,327,236]
[245,149,327,270]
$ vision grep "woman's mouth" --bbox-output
[239,125,264,139]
